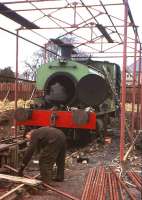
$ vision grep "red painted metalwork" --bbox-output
[131,170,142,185]
[81,167,141,200]
[110,167,136,200]
[16,110,96,130]
[117,179,125,200]
[113,173,119,200]
[14,30,19,138]
[120,0,128,161]
[110,173,117,200]
[81,168,94,200]
[95,167,105,200]
[127,171,142,191]
[90,166,103,200]
[101,174,107,200]
[0,26,59,57]
[86,169,96,200]
[2,0,58,4]
[140,48,142,130]
[131,31,137,137]
[137,48,141,129]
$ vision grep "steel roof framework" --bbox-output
[0,0,141,57]
[0,0,141,162]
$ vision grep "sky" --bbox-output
[0,0,142,73]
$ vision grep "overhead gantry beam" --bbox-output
[0,3,39,29]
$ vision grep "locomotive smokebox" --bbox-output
[44,72,76,105]
[76,74,110,106]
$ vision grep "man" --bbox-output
[18,127,66,184]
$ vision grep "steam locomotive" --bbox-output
[15,44,121,140]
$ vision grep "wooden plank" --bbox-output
[0,174,41,186]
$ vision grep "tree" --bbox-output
[23,49,45,80]
[0,67,15,82]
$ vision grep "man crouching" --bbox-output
[18,126,66,185]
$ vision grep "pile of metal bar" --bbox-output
[81,166,142,200]
[127,170,142,191]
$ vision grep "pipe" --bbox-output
[98,170,106,200]
[110,173,117,200]
[113,173,119,200]
[0,184,24,200]
[120,0,128,161]
[108,173,113,200]
[127,172,142,191]
[131,170,142,185]
[87,168,96,200]
[131,31,137,138]
[117,180,125,200]
[90,166,102,200]
[110,167,136,200]
[43,182,79,200]
[95,167,105,200]
[81,168,95,200]
[101,174,107,200]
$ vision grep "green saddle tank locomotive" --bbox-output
[15,45,121,141]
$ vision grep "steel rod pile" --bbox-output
[127,170,142,191]
[0,165,141,200]
[81,166,142,200]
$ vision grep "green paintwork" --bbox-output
[36,60,94,90]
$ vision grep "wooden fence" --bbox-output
[126,85,141,103]
[0,82,41,101]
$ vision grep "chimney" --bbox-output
[60,44,74,60]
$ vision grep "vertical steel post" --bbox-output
[120,0,128,161]
[73,2,77,26]
[14,29,19,137]
[131,31,137,136]
[140,48,142,129]
[13,29,19,169]
[136,45,141,130]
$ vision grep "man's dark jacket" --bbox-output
[22,127,66,167]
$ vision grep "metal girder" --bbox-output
[100,0,123,42]
[96,24,113,43]
[1,0,58,4]
[79,0,114,43]
[0,3,39,29]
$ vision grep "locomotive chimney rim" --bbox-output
[60,44,74,60]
